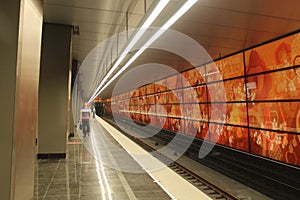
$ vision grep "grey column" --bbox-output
[38,23,72,158]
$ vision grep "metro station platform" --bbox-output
[34,117,270,200]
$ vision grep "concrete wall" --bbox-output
[0,0,43,199]
[38,23,72,157]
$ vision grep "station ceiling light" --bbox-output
[89,0,198,102]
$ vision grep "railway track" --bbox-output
[105,117,241,200]
[131,136,240,200]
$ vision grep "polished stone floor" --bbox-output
[34,117,271,200]
[34,131,171,199]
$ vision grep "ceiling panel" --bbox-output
[44,0,148,84]
[44,0,144,13]
[43,0,300,99]
[74,31,106,39]
[196,0,300,20]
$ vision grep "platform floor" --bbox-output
[34,145,173,200]
[34,117,210,200]
[34,130,170,199]
[34,117,271,200]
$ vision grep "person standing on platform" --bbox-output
[80,102,92,137]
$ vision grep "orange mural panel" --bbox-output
[208,79,246,102]
[147,94,156,104]
[248,102,300,133]
[185,120,208,139]
[166,73,182,90]
[207,82,226,102]
[183,87,199,103]
[208,103,247,126]
[250,129,300,166]
[182,66,205,87]
[246,67,300,101]
[156,104,168,117]
[155,80,167,93]
[148,115,157,127]
[174,89,184,103]
[226,103,248,126]
[139,86,146,96]
[183,86,207,103]
[155,91,167,105]
[131,89,139,97]
[195,85,207,103]
[245,33,300,74]
[209,124,249,152]
[129,97,138,106]
[206,53,244,81]
[182,104,205,121]
[146,83,155,95]
[140,104,151,124]
[224,78,246,102]
[156,116,169,130]
[167,104,181,118]
[208,103,226,123]
[166,117,183,133]
[120,99,130,119]
[147,104,156,116]
[167,91,180,104]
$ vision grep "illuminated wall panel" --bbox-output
[182,67,205,87]
[210,124,249,152]
[166,74,183,90]
[248,101,300,133]
[185,120,208,139]
[246,68,300,101]
[146,83,155,95]
[207,54,244,83]
[105,31,300,167]
[249,129,300,166]
[245,33,300,74]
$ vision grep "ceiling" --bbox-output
[43,0,300,99]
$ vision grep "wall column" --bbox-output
[38,23,72,158]
[0,0,43,199]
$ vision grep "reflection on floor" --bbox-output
[34,136,170,200]
[34,117,271,200]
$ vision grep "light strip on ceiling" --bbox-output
[88,0,170,103]
[93,0,198,98]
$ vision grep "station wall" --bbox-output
[104,31,300,167]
